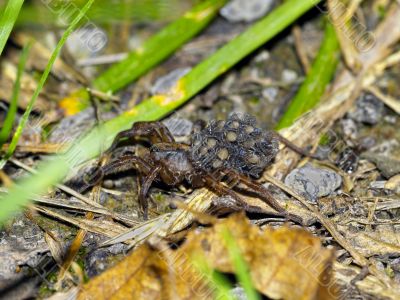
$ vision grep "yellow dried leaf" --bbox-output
[182,214,337,300]
[77,214,336,300]
[59,89,89,116]
[77,243,212,300]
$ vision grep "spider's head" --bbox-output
[190,113,279,178]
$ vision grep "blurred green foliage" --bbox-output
[4,0,198,26]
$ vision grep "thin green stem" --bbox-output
[0,41,32,146]
[191,253,234,300]
[0,0,24,56]
[222,229,261,300]
[2,0,96,167]
[276,21,340,129]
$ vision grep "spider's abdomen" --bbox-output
[190,113,278,178]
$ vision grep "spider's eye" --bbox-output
[217,148,229,160]
[226,131,237,142]
[246,153,260,164]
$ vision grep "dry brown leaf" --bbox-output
[0,60,49,110]
[77,240,213,300]
[333,262,400,299]
[338,224,400,257]
[13,33,88,84]
[78,214,336,300]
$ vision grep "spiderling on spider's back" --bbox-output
[190,113,279,178]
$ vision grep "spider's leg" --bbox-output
[105,128,138,155]
[79,168,103,193]
[272,131,320,159]
[106,121,175,154]
[80,155,152,193]
[203,174,250,209]
[222,169,303,224]
[101,155,152,176]
[138,165,161,220]
[129,121,175,143]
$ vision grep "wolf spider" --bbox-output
[81,113,316,221]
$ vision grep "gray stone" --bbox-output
[369,139,399,156]
[347,93,384,125]
[230,286,248,300]
[390,258,400,273]
[361,152,400,179]
[66,27,107,58]
[369,181,386,189]
[84,242,127,278]
[0,216,49,294]
[340,118,358,139]
[150,68,191,95]
[262,87,279,103]
[48,108,96,143]
[281,69,298,83]
[220,0,274,22]
[285,164,342,203]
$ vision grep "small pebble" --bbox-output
[66,27,107,58]
[150,68,191,95]
[84,248,115,278]
[361,152,400,178]
[384,115,397,124]
[369,139,399,156]
[49,107,96,143]
[253,50,270,62]
[390,258,400,273]
[220,0,274,22]
[281,69,298,83]
[347,93,384,125]
[262,87,279,103]
[340,118,358,139]
[385,174,400,193]
[0,215,49,291]
[285,164,342,203]
[369,181,386,189]
[357,136,376,151]
[230,286,248,300]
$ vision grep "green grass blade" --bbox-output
[275,21,340,130]
[63,0,227,113]
[0,41,32,146]
[15,0,193,26]
[191,253,234,300]
[0,0,321,223]
[0,0,96,167]
[222,229,261,300]
[93,0,227,93]
[0,0,24,56]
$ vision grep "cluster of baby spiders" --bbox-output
[80,113,315,221]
